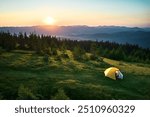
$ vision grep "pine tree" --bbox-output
[73,46,85,60]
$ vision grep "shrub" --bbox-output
[90,54,98,60]
[43,54,49,65]
[73,46,85,61]
[51,89,70,100]
[17,84,38,100]
[61,53,69,59]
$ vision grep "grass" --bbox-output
[0,50,150,99]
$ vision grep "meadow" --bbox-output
[0,49,150,100]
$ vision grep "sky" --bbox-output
[0,0,150,27]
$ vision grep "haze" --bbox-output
[0,0,150,27]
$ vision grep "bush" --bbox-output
[73,46,85,61]
[51,89,70,100]
[90,54,98,60]
[82,54,90,61]
[97,57,104,62]
[55,55,61,61]
[43,54,49,65]
[17,85,38,100]
[61,53,69,59]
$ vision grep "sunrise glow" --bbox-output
[0,0,150,27]
[43,16,56,25]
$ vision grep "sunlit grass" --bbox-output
[103,58,150,75]
[0,50,150,99]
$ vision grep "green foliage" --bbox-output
[0,50,150,99]
[73,46,85,60]
[90,54,99,60]
[51,89,70,100]
[0,32,149,63]
[0,47,4,54]
[17,84,38,100]
[0,32,150,100]
[61,53,69,59]
[0,93,3,99]
[43,54,49,65]
[83,53,102,61]
[90,42,100,56]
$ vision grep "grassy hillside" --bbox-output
[0,50,150,100]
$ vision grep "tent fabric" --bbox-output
[116,70,123,79]
[104,67,123,80]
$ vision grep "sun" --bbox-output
[43,16,56,25]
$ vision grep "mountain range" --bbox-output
[0,25,150,48]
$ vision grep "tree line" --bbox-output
[0,32,150,63]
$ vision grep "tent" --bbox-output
[104,67,123,80]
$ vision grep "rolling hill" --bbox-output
[0,50,150,99]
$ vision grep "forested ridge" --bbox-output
[0,32,149,63]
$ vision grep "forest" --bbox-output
[0,32,150,63]
[0,32,150,100]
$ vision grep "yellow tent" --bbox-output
[104,67,120,80]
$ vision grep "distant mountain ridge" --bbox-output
[0,25,148,35]
[73,31,150,48]
[0,25,150,48]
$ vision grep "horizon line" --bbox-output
[0,24,150,28]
